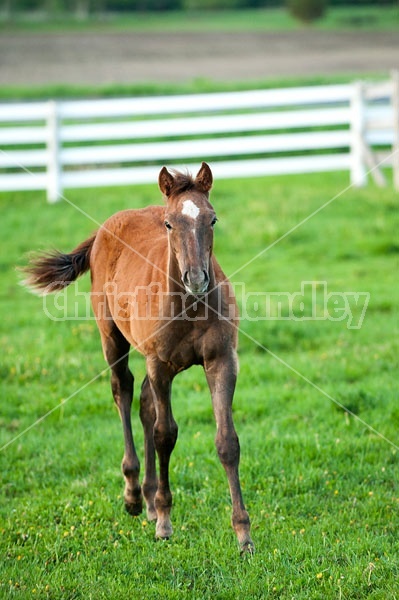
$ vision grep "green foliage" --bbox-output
[287,0,328,23]
[0,171,398,597]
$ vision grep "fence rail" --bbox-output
[0,77,397,202]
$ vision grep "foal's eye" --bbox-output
[164,220,172,230]
[211,217,218,227]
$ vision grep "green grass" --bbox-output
[1,6,398,33]
[0,170,398,598]
[0,73,370,102]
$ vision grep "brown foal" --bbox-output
[24,162,253,553]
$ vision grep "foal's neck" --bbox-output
[167,247,184,295]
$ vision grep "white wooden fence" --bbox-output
[0,76,398,203]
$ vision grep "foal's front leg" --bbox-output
[204,351,254,553]
[104,329,142,516]
[146,358,178,539]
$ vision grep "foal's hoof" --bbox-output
[124,485,143,516]
[240,540,255,556]
[155,521,173,540]
[124,499,143,517]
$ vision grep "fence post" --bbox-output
[392,70,399,191]
[350,81,367,187]
[47,100,62,203]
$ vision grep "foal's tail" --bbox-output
[22,233,97,295]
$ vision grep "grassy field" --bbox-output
[1,6,398,33]
[0,167,398,598]
[0,73,391,104]
[0,73,367,103]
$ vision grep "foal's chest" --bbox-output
[155,325,205,372]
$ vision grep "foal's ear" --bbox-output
[195,162,213,193]
[158,166,174,197]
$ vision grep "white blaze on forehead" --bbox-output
[181,199,200,220]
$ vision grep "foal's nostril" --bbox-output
[203,270,210,285]
[182,271,190,287]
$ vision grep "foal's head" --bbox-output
[159,162,217,295]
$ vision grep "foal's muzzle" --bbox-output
[182,269,210,295]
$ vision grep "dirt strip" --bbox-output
[0,30,398,86]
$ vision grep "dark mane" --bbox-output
[169,170,196,196]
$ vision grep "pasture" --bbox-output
[0,170,398,598]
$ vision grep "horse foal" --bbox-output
[23,162,254,554]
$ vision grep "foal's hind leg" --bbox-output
[103,327,142,516]
[139,376,158,521]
